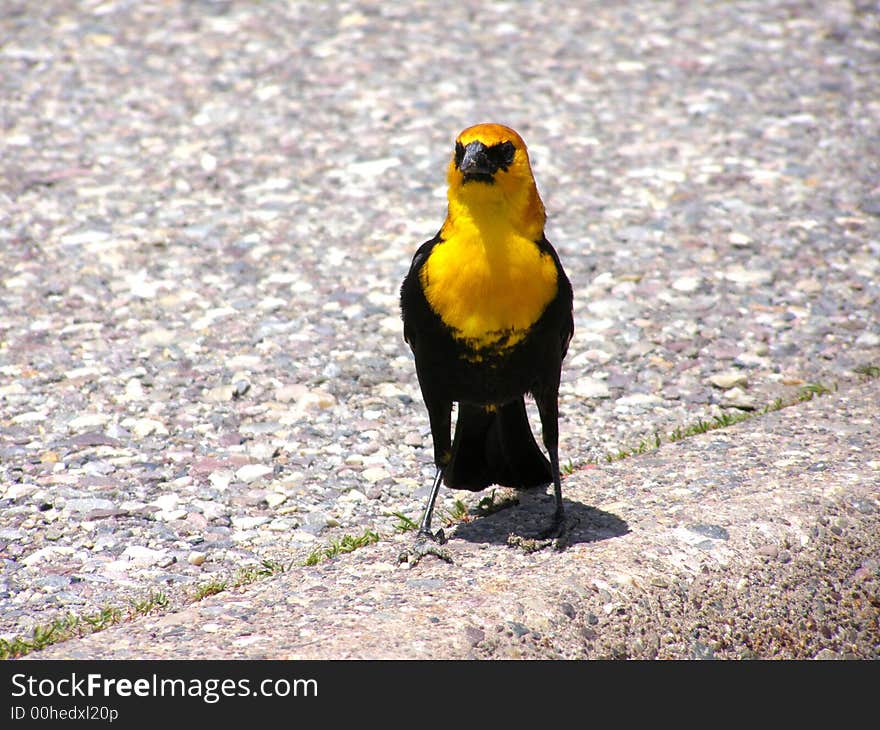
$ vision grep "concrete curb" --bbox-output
[29,379,880,659]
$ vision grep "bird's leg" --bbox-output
[398,467,453,566]
[398,394,454,565]
[539,446,567,541]
[506,446,567,552]
[535,389,570,545]
[417,466,445,541]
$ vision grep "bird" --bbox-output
[399,123,574,564]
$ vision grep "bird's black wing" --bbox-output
[400,232,442,348]
[537,234,574,358]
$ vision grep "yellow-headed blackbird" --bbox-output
[399,123,574,563]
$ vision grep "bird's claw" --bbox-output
[538,511,567,541]
[509,513,576,553]
[397,528,453,566]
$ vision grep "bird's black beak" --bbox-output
[456,141,497,184]
[455,139,516,184]
[459,141,494,177]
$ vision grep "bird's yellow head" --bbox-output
[444,123,545,239]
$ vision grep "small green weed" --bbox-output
[477,489,519,516]
[602,381,835,465]
[0,589,164,660]
[233,558,291,587]
[391,511,419,532]
[193,579,227,601]
[304,530,380,566]
[854,364,880,378]
[441,499,469,526]
[129,590,169,616]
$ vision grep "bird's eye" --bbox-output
[486,141,515,171]
[454,141,465,168]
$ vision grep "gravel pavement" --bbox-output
[29,378,880,659]
[1,1,879,654]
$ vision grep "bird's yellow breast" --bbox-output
[420,228,558,351]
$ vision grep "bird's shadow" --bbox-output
[450,490,629,547]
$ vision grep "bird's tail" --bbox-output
[444,398,552,491]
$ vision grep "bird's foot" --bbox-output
[508,513,576,553]
[397,528,453,567]
[538,510,566,540]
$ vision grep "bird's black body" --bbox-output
[400,232,573,492]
